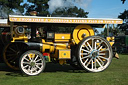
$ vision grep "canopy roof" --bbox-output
[9,15,123,24]
[0,19,10,27]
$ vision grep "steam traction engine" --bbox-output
[3,15,122,76]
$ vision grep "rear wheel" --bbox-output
[77,36,113,72]
[19,50,45,76]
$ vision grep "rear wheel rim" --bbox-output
[78,36,112,72]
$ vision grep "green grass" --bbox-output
[0,54,128,85]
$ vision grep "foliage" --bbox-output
[52,6,88,17]
[0,0,24,18]
[121,0,126,4]
[100,26,120,37]
[118,10,128,34]
[23,0,50,16]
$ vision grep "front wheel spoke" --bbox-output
[81,56,90,59]
[36,59,42,62]
[27,66,31,72]
[23,61,30,65]
[28,66,33,73]
[34,55,39,61]
[32,66,37,72]
[31,67,35,72]
[98,56,108,61]
[24,58,29,61]
[35,65,41,69]
[36,63,43,65]
[30,69,33,73]
[28,55,32,60]
[96,59,103,68]
[23,65,29,69]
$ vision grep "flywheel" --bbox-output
[73,25,94,44]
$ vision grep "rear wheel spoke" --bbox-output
[96,59,103,68]
[98,56,108,61]
[80,53,88,56]
[86,58,93,67]
[97,57,104,65]
[81,56,90,59]
[87,42,92,50]
[91,59,93,69]
[84,44,89,50]
[81,49,90,53]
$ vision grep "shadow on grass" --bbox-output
[0,62,86,77]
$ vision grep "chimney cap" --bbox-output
[29,11,37,16]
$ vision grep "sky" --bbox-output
[87,0,128,18]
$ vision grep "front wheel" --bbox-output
[19,50,46,76]
[77,36,113,72]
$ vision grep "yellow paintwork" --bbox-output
[11,26,28,42]
[54,40,70,42]
[54,33,71,42]
[42,39,54,53]
[107,37,115,46]
[58,49,71,59]
[9,15,123,24]
[73,25,94,44]
[42,39,69,52]
[11,36,28,42]
[29,54,35,59]
[55,43,68,49]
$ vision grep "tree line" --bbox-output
[0,0,88,18]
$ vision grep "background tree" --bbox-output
[23,0,50,16]
[0,0,24,18]
[100,26,120,37]
[118,10,128,34]
[52,6,88,17]
[121,0,127,4]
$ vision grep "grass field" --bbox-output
[0,54,128,85]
